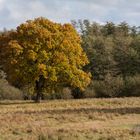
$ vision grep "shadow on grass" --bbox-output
[0,101,34,105]
[11,106,140,115]
[0,100,140,115]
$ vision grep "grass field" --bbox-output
[0,98,140,140]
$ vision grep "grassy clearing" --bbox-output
[0,97,140,140]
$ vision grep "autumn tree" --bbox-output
[0,17,91,102]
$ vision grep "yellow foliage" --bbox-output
[38,63,46,71]
[27,50,37,61]
[8,40,23,56]
[0,17,91,91]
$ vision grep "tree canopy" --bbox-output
[0,17,91,101]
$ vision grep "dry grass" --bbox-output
[0,97,140,140]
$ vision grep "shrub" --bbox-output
[43,88,73,100]
[83,81,97,98]
[83,88,96,98]
[22,85,35,100]
[93,74,124,97]
[0,79,23,100]
[123,75,140,97]
[71,88,85,99]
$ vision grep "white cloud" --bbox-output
[0,0,139,30]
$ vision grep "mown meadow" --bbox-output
[0,97,140,140]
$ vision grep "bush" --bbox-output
[93,75,124,97]
[123,75,140,97]
[83,88,96,98]
[43,88,73,100]
[22,85,35,100]
[0,79,23,100]
[71,75,125,98]
[82,81,97,98]
[71,88,85,99]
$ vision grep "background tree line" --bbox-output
[71,20,140,98]
[0,19,140,100]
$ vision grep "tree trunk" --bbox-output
[35,75,45,103]
[35,90,42,103]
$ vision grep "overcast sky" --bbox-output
[0,0,140,30]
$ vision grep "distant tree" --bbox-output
[113,29,140,77]
[116,22,130,36]
[101,22,115,36]
[72,20,140,98]
[0,17,91,102]
[75,20,118,80]
[130,26,137,37]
